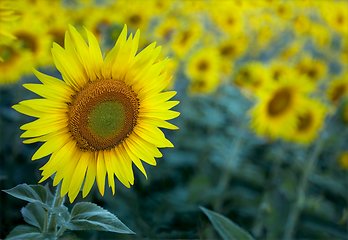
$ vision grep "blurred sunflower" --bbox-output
[234,62,271,95]
[338,152,348,170]
[187,47,221,80]
[288,99,327,144]
[327,74,348,104]
[0,0,19,41]
[249,77,313,139]
[13,25,179,202]
[320,1,348,35]
[0,44,30,84]
[172,21,201,59]
[295,56,326,82]
[269,62,293,82]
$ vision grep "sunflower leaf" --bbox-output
[3,184,47,204]
[3,183,68,214]
[5,225,52,240]
[57,233,80,240]
[21,203,45,231]
[61,202,135,234]
[200,206,255,240]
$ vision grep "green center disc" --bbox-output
[88,100,126,140]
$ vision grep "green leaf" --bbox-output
[5,225,52,240]
[44,183,55,206]
[3,184,46,203]
[21,203,45,231]
[61,202,135,234]
[3,183,68,214]
[200,206,254,240]
[57,233,80,240]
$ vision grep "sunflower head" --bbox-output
[13,25,179,202]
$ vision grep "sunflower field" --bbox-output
[0,0,348,239]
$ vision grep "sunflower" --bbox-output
[13,25,179,202]
[0,44,30,84]
[0,0,19,41]
[287,99,327,144]
[249,76,313,139]
[320,1,348,35]
[338,152,348,170]
[234,62,271,96]
[186,47,221,80]
[327,74,348,104]
[295,56,326,82]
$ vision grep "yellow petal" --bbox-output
[83,153,96,198]
[96,151,106,196]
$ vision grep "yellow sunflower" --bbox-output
[249,76,313,139]
[287,99,327,145]
[295,56,326,82]
[327,74,348,104]
[0,44,30,84]
[0,0,19,41]
[338,152,348,170]
[13,25,179,202]
[234,62,271,96]
[186,47,221,80]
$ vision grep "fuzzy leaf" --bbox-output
[200,206,255,240]
[44,183,55,206]
[21,203,45,231]
[61,202,135,234]
[5,225,52,240]
[3,183,68,214]
[3,184,47,203]
[57,233,80,240]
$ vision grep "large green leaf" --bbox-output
[3,184,47,203]
[21,203,45,231]
[61,202,135,234]
[5,225,52,240]
[3,183,68,214]
[200,206,255,240]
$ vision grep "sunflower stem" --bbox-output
[56,226,67,238]
[252,152,282,237]
[282,137,325,240]
[213,121,245,212]
[48,183,65,234]
[43,209,48,233]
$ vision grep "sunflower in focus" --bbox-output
[288,99,327,144]
[13,25,179,202]
[249,76,313,139]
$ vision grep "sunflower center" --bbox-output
[88,100,126,139]
[297,112,312,131]
[331,84,346,103]
[15,31,38,55]
[69,79,139,151]
[267,88,292,116]
[198,60,209,71]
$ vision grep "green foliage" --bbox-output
[200,206,255,240]
[55,202,134,234]
[5,225,51,240]
[3,184,134,240]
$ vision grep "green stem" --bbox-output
[43,209,48,233]
[252,156,282,238]
[282,138,325,240]
[56,226,67,238]
[48,183,65,234]
[213,125,244,211]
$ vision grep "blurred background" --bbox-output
[0,0,348,239]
